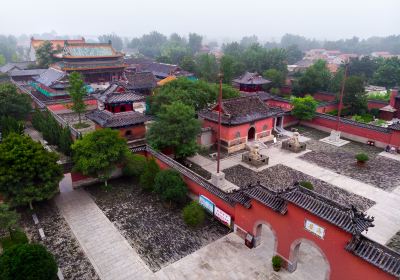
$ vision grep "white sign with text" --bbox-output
[304,219,325,239]
[214,206,231,227]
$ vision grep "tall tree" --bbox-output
[220,55,245,84]
[98,33,123,51]
[154,169,187,205]
[68,72,87,125]
[263,68,285,89]
[0,54,5,66]
[195,53,218,82]
[291,95,318,120]
[342,76,368,115]
[372,57,400,88]
[0,35,18,62]
[35,41,55,68]
[0,134,63,209]
[285,44,304,64]
[297,60,331,94]
[72,129,129,187]
[240,35,259,48]
[188,33,203,54]
[147,101,201,159]
[138,31,168,58]
[0,83,31,120]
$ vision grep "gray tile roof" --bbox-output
[0,61,35,73]
[198,95,284,125]
[346,235,400,277]
[34,68,66,87]
[9,69,46,77]
[96,83,146,104]
[125,71,157,90]
[233,72,270,85]
[86,110,150,128]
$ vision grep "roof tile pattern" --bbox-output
[233,72,270,85]
[63,43,117,57]
[86,110,150,128]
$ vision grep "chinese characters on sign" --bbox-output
[304,219,325,239]
[214,206,231,227]
[199,195,214,214]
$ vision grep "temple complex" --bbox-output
[86,83,150,140]
[52,41,127,83]
[198,95,284,153]
[29,37,86,61]
[233,72,270,93]
[125,70,157,94]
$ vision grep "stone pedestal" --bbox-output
[320,130,350,147]
[281,131,306,153]
[211,172,226,188]
[242,152,269,167]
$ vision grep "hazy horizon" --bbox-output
[2,0,399,42]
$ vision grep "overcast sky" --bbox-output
[2,0,399,41]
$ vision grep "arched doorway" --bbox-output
[248,127,256,141]
[253,222,277,253]
[289,239,330,280]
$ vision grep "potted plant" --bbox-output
[355,153,369,166]
[272,255,283,272]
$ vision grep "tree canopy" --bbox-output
[372,57,400,88]
[98,33,123,51]
[154,169,187,204]
[296,60,332,95]
[35,41,55,68]
[0,243,58,280]
[0,134,63,209]
[150,77,240,115]
[291,95,318,120]
[68,72,87,125]
[72,128,129,186]
[0,204,19,236]
[147,101,201,159]
[0,83,31,120]
[342,76,368,115]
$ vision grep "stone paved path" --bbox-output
[55,189,154,280]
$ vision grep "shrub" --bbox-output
[154,169,187,204]
[123,154,147,178]
[183,201,205,227]
[299,181,314,190]
[272,255,283,272]
[139,158,160,191]
[369,108,380,117]
[0,243,57,280]
[355,153,369,163]
[0,229,28,251]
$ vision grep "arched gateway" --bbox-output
[133,145,400,280]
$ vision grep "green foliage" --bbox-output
[58,127,73,156]
[299,181,314,190]
[180,56,197,73]
[0,35,18,62]
[98,33,123,51]
[139,158,160,192]
[147,101,201,159]
[154,169,187,204]
[369,108,380,117]
[220,55,245,84]
[285,44,303,64]
[291,95,318,120]
[0,243,58,280]
[0,54,5,66]
[352,114,373,123]
[297,60,331,94]
[1,229,28,251]
[188,33,203,54]
[151,77,240,115]
[68,72,87,125]
[348,56,379,82]
[263,68,285,89]
[183,201,205,227]
[272,255,283,271]
[0,204,19,236]
[372,57,400,88]
[0,134,62,209]
[367,91,390,101]
[0,116,24,137]
[342,76,368,115]
[35,41,55,68]
[72,128,129,186]
[122,154,147,177]
[355,153,369,163]
[194,53,218,82]
[0,83,31,120]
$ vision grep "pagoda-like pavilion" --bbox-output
[53,41,127,83]
[198,95,283,153]
[233,72,270,93]
[86,83,150,140]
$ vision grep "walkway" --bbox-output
[55,188,154,280]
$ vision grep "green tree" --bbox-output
[138,31,168,58]
[240,35,259,48]
[297,60,331,94]
[348,56,379,82]
[343,76,368,115]
[123,153,147,177]
[35,41,55,68]
[0,83,31,120]
[98,33,123,51]
[0,134,62,209]
[0,243,57,280]
[285,44,303,64]
[0,116,24,137]
[220,55,245,84]
[72,128,129,187]
[139,158,160,191]
[147,102,201,159]
[373,57,400,88]
[154,169,187,204]
[150,77,239,115]
[68,72,87,125]
[263,69,285,89]
[329,68,345,93]
[0,204,19,237]
[188,33,203,54]
[58,127,73,156]
[291,95,318,120]
[180,55,197,73]
[0,35,18,62]
[183,201,205,227]
[195,53,218,82]
[0,54,5,66]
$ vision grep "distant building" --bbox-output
[124,70,157,95]
[233,72,270,93]
[86,83,151,140]
[0,61,36,74]
[52,41,127,83]
[29,37,86,61]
